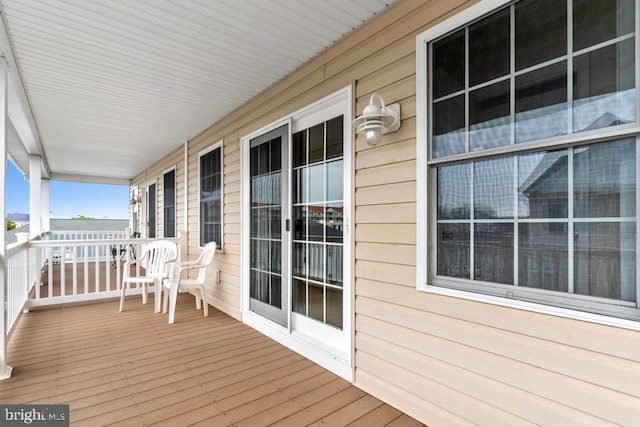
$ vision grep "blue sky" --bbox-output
[6,160,129,219]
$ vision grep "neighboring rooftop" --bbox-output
[7,218,129,244]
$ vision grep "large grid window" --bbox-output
[422,0,640,320]
[199,144,223,249]
[163,169,175,238]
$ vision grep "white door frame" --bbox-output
[240,86,354,381]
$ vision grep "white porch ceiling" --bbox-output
[0,0,394,183]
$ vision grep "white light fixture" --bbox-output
[352,93,401,146]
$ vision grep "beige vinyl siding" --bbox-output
[133,0,640,424]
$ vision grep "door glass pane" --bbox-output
[292,279,307,315]
[293,130,307,167]
[250,136,283,310]
[309,123,324,163]
[308,283,324,322]
[292,116,344,330]
[326,287,343,329]
[326,116,343,159]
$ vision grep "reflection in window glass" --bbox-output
[518,150,568,219]
[573,0,635,51]
[574,222,636,301]
[438,163,470,220]
[474,158,513,219]
[515,62,568,143]
[433,95,465,157]
[469,7,509,86]
[475,223,514,284]
[200,147,222,248]
[469,80,510,151]
[292,116,344,330]
[437,223,470,279]
[519,223,568,291]
[433,29,465,99]
[573,40,636,133]
[574,139,636,218]
[515,0,566,71]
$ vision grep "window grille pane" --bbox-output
[200,147,222,247]
[573,39,636,133]
[292,279,307,315]
[469,7,510,86]
[469,80,511,151]
[433,29,465,99]
[515,62,568,143]
[515,0,567,71]
[518,150,569,219]
[574,139,635,218]
[326,287,343,328]
[573,0,635,51]
[519,223,568,291]
[474,157,514,219]
[574,222,636,301]
[474,223,514,284]
[433,95,466,157]
[438,163,471,220]
[437,223,470,279]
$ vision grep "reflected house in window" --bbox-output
[519,128,635,301]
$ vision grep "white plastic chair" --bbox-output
[162,241,217,324]
[119,240,178,313]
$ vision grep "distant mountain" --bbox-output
[7,212,29,221]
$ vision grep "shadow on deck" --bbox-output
[1,294,424,426]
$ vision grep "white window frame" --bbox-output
[416,0,640,329]
[162,165,176,238]
[198,140,224,251]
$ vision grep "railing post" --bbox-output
[0,58,12,380]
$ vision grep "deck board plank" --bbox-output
[2,294,424,426]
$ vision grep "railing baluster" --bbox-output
[84,245,89,294]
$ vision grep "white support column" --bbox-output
[0,58,13,379]
[42,178,50,233]
[29,155,42,239]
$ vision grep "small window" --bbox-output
[199,142,223,249]
[418,0,639,320]
[163,169,176,238]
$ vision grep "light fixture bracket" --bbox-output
[352,93,401,146]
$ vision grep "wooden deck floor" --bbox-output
[1,295,423,426]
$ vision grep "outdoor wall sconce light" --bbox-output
[352,93,401,146]
[129,194,140,206]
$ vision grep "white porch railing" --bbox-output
[6,240,30,335]
[5,232,184,318]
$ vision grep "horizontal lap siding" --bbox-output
[134,0,640,424]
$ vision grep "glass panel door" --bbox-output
[249,125,288,326]
[292,116,345,331]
